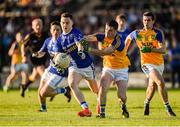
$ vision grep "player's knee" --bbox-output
[68,82,77,90]
[92,88,99,94]
[40,90,47,97]
[118,94,126,102]
[156,79,165,87]
[121,96,127,102]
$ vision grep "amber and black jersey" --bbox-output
[23,31,49,66]
[24,31,49,53]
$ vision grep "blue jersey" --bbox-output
[117,28,131,43]
[40,37,68,77]
[56,28,92,68]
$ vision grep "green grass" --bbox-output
[0,88,180,126]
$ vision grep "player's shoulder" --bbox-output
[24,31,36,39]
[95,33,105,41]
[44,37,52,43]
[72,27,83,35]
[129,29,141,36]
[153,27,164,34]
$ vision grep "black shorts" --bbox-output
[30,55,48,67]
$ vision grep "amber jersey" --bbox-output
[96,34,130,69]
[11,41,23,64]
[128,28,164,65]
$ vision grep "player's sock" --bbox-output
[24,80,33,89]
[40,104,47,111]
[121,103,129,118]
[164,102,170,109]
[96,104,106,118]
[144,99,150,115]
[164,102,172,112]
[20,81,33,97]
[55,88,66,94]
[3,85,8,92]
[144,98,150,104]
[80,102,88,109]
[64,86,71,102]
[164,102,176,116]
[121,103,128,112]
[100,104,106,114]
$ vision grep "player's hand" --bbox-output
[77,50,86,59]
[22,56,27,63]
[140,46,151,53]
[79,39,89,52]
[32,52,38,57]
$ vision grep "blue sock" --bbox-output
[55,88,66,94]
[100,104,106,114]
[80,102,88,109]
[164,102,171,111]
[41,104,46,110]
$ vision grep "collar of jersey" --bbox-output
[62,28,73,35]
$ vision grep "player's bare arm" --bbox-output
[84,35,97,42]
[8,42,17,56]
[151,42,166,54]
[90,46,114,56]
[32,51,46,58]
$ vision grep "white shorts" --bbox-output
[141,64,164,77]
[11,63,29,73]
[41,68,66,89]
[69,65,95,80]
[102,67,129,81]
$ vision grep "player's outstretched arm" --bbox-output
[151,42,166,54]
[32,51,46,58]
[90,46,114,56]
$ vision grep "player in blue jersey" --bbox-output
[56,12,99,117]
[116,14,131,43]
[33,21,71,112]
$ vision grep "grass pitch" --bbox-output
[0,88,180,126]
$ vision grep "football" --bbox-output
[53,53,71,68]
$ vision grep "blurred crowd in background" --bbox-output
[0,0,180,87]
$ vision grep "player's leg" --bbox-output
[20,63,29,88]
[86,79,99,94]
[116,80,129,118]
[40,74,71,101]
[85,79,99,115]
[144,78,156,115]
[4,65,16,92]
[38,79,47,112]
[68,68,91,117]
[97,72,113,118]
[36,65,45,77]
[149,69,176,116]
[20,67,38,97]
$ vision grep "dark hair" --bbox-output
[61,12,73,20]
[143,12,155,21]
[106,20,118,30]
[50,21,60,27]
[116,14,127,21]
